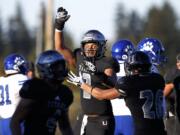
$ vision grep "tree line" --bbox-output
[114,2,180,73]
[0,1,179,75]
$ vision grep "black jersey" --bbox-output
[19,78,73,135]
[164,67,180,84]
[174,75,180,122]
[75,50,119,115]
[164,67,180,115]
[115,73,166,135]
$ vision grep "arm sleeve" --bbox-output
[164,67,176,83]
[60,85,74,109]
[114,77,128,97]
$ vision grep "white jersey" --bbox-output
[0,74,28,119]
[111,62,131,116]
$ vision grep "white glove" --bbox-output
[66,71,83,87]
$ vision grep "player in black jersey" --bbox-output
[164,53,180,135]
[10,50,73,135]
[54,7,119,135]
[68,51,167,135]
[174,54,180,125]
[174,75,180,123]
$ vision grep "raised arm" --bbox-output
[55,31,75,66]
[54,7,76,67]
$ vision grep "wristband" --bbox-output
[55,29,63,32]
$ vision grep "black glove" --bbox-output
[55,7,70,31]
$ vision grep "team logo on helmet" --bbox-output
[122,55,128,60]
[139,41,155,56]
[111,39,135,62]
[13,57,25,70]
[4,54,27,75]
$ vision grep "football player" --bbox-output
[164,53,180,135]
[54,7,119,135]
[68,51,167,135]
[174,75,180,135]
[10,50,74,135]
[173,55,180,122]
[0,54,28,135]
[111,39,135,135]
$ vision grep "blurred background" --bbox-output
[0,0,180,134]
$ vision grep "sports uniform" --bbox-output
[66,49,118,135]
[137,37,167,131]
[173,53,180,124]
[164,66,180,115]
[73,51,167,135]
[115,72,166,135]
[114,51,166,135]
[75,48,118,135]
[174,75,180,123]
[0,54,28,135]
[164,65,180,135]
[18,78,73,135]
[174,75,180,135]
[10,50,74,135]
[111,39,135,135]
[70,53,118,135]
[54,7,119,135]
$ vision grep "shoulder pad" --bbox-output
[20,78,52,99]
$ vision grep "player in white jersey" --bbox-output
[111,39,135,135]
[0,54,28,135]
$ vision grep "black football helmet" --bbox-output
[81,30,107,59]
[125,51,152,73]
[36,50,68,82]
